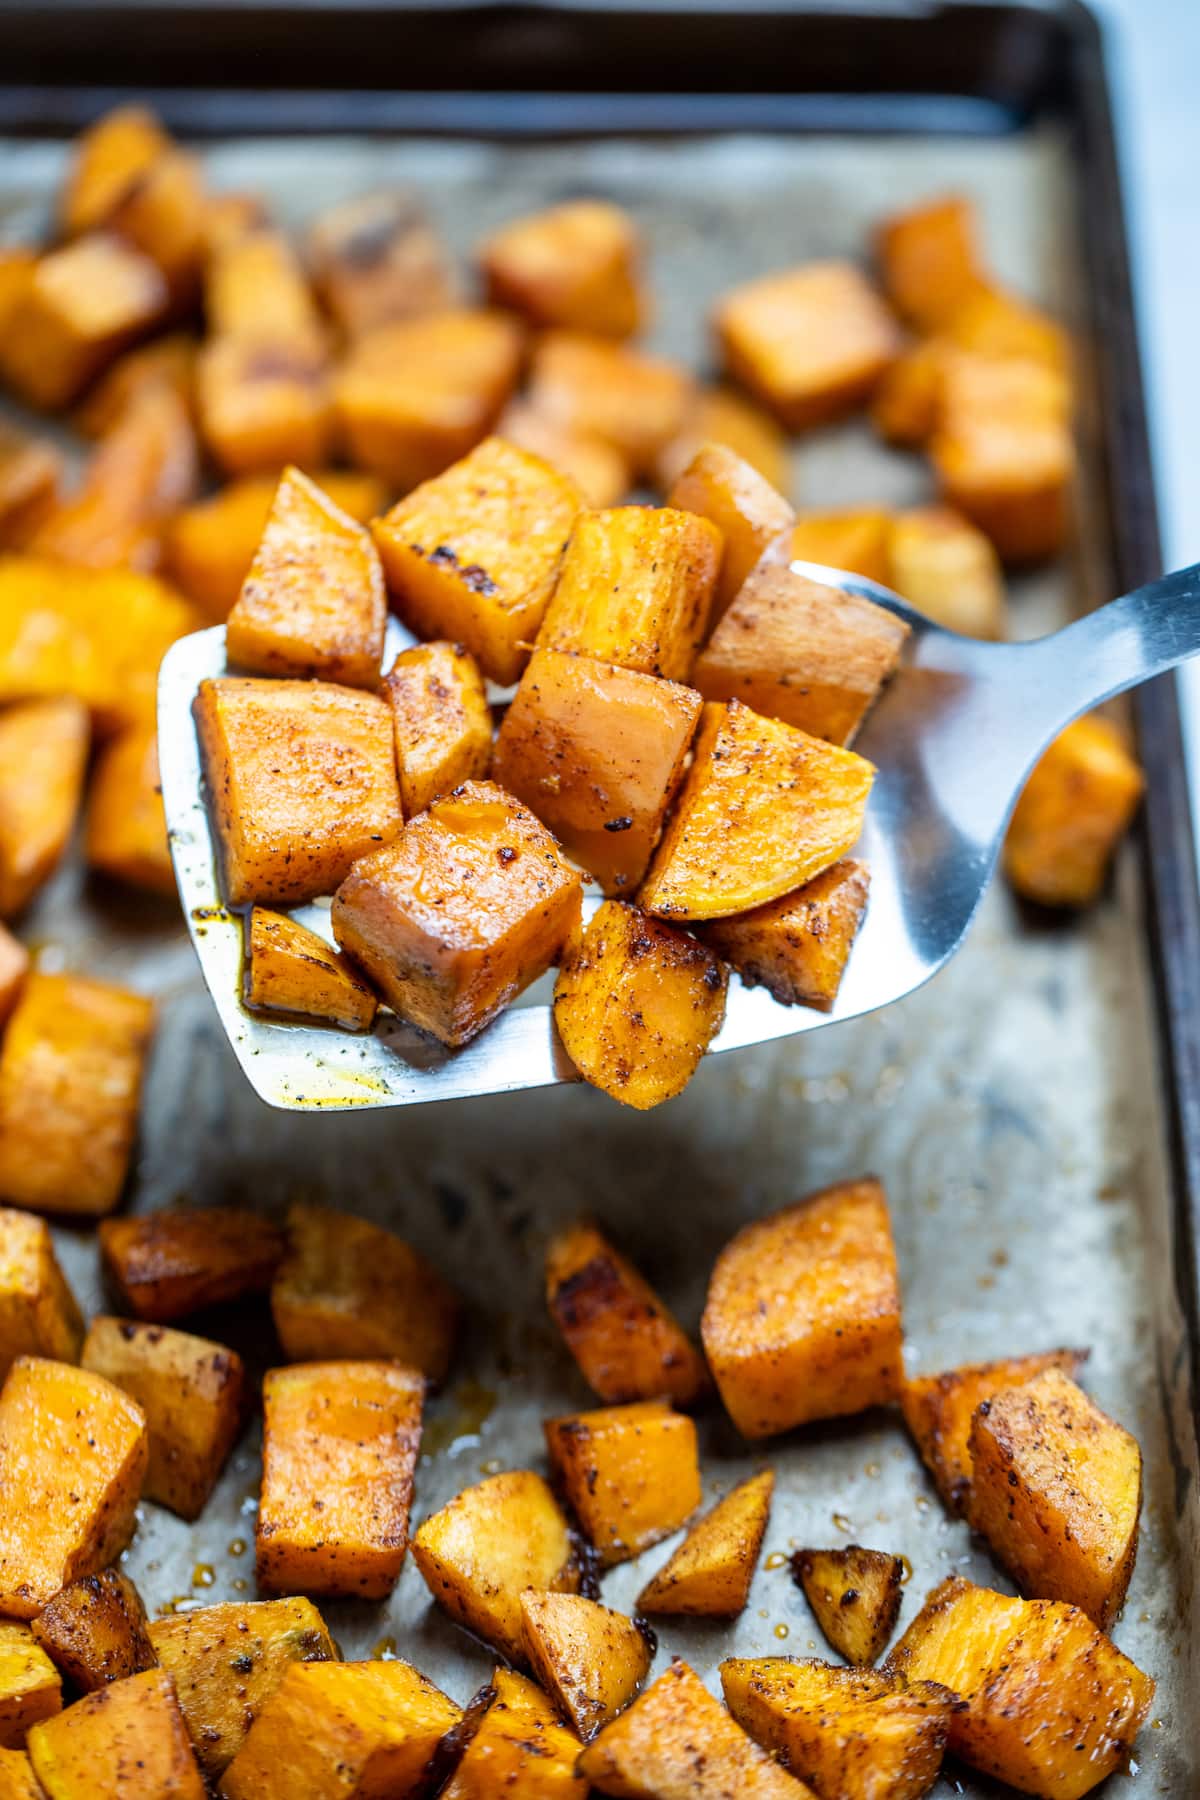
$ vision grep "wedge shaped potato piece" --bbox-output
[0,696,90,918]
[887,506,1006,640]
[0,932,25,1031]
[197,337,332,478]
[0,1625,60,1749]
[81,1316,245,1522]
[638,1469,774,1617]
[150,1597,337,1782]
[0,1208,83,1381]
[792,1546,904,1666]
[194,675,401,907]
[0,1747,40,1799]
[721,1656,953,1800]
[715,262,901,431]
[544,1219,709,1407]
[640,701,874,923]
[521,1592,651,1739]
[0,429,61,550]
[31,1571,155,1694]
[884,1577,1153,1799]
[967,1368,1141,1628]
[525,331,694,478]
[657,386,789,494]
[0,235,166,411]
[410,1470,580,1665]
[789,509,893,586]
[495,652,702,894]
[100,1206,284,1322]
[442,1667,586,1800]
[537,507,720,681]
[870,339,945,447]
[60,106,169,238]
[29,1668,203,1800]
[307,189,456,336]
[85,725,174,897]
[481,199,645,338]
[498,401,631,509]
[579,1657,812,1799]
[1004,715,1143,908]
[332,781,582,1048]
[257,1359,424,1601]
[545,1400,701,1567]
[668,442,795,626]
[0,1358,148,1620]
[691,561,907,744]
[383,641,492,819]
[221,1659,461,1800]
[703,1177,902,1438]
[699,860,870,1013]
[0,973,154,1218]
[874,194,985,332]
[245,909,377,1031]
[372,436,581,686]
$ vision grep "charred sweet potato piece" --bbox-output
[60,106,169,238]
[107,148,208,300]
[271,1202,458,1380]
[656,386,789,494]
[442,1667,586,1800]
[0,1626,60,1748]
[0,973,154,1218]
[637,1469,774,1618]
[0,931,25,1029]
[481,199,645,338]
[788,509,893,586]
[721,1656,954,1800]
[373,436,581,686]
[702,1177,902,1438]
[99,1206,284,1323]
[75,333,197,439]
[257,1359,424,1601]
[870,339,945,447]
[545,1399,701,1568]
[639,701,874,922]
[0,696,90,917]
[494,651,701,893]
[31,1571,156,1694]
[667,442,795,626]
[195,675,401,907]
[520,1592,651,1740]
[875,194,985,332]
[307,189,456,336]
[544,1219,709,1407]
[28,1667,204,1799]
[332,780,582,1047]
[792,1546,904,1666]
[197,337,332,477]
[245,909,377,1031]
[498,401,631,508]
[553,902,727,1110]
[691,561,907,744]
[0,429,61,550]
[1004,715,1143,908]
[883,1576,1153,1799]
[525,331,694,478]
[0,235,166,411]
[411,1470,581,1665]
[0,1358,147,1619]
[220,1659,461,1800]
[226,467,386,686]
[886,505,1007,639]
[0,1208,83,1381]
[383,641,492,818]
[85,725,174,896]
[698,860,870,1013]
[150,1597,337,1781]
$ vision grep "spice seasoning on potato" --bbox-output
[698,860,871,1013]
[383,641,492,818]
[244,909,378,1032]
[0,1208,83,1382]
[28,1666,205,1800]
[792,1545,905,1665]
[638,1470,774,1619]
[520,1591,652,1739]
[481,198,645,338]
[545,1399,702,1568]
[99,1206,285,1323]
[441,1667,586,1800]
[31,1571,156,1695]
[667,441,796,628]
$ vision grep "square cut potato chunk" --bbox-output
[887,505,1007,640]
[789,509,893,587]
[196,337,332,478]
[525,331,695,477]
[0,696,90,918]
[383,641,492,818]
[28,1667,204,1800]
[226,467,387,686]
[638,1470,774,1619]
[0,1357,148,1619]
[544,1399,702,1567]
[105,148,208,301]
[0,1208,84,1382]
[871,338,946,446]
[1004,714,1143,908]
[30,1570,156,1695]
[0,235,166,410]
[639,700,875,922]
[874,193,985,331]
[714,261,901,431]
[537,507,721,682]
[60,106,169,238]
[0,973,154,1218]
[85,725,174,897]
[245,908,378,1032]
[443,1667,586,1800]
[494,650,702,893]
[656,386,789,494]
[699,860,871,1013]
[520,1591,652,1740]
[194,676,402,907]
[257,1360,424,1601]
[668,443,796,626]
[373,436,581,686]
[307,189,457,337]
[0,1624,60,1748]
[100,1206,284,1322]
[481,199,645,338]
[332,780,582,1048]
[498,401,631,509]
[702,1177,903,1438]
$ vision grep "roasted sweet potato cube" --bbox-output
[411,1470,581,1665]
[638,1470,774,1618]
[883,1577,1153,1799]
[699,860,870,1013]
[481,199,644,339]
[639,701,874,922]
[656,387,789,494]
[544,1400,701,1567]
[99,1206,284,1322]
[702,1177,902,1438]
[0,1747,41,1799]
[945,285,1071,375]
[0,973,154,1219]
[870,338,945,447]
[334,310,524,493]
[307,189,456,336]
[789,510,893,587]
[271,1202,458,1379]
[332,780,582,1047]
[721,1656,954,1800]
[75,333,197,440]
[520,1592,652,1740]
[498,401,631,508]
[667,443,796,627]
[578,1658,809,1799]
[544,1219,708,1407]
[85,725,174,897]
[150,1597,337,1781]
[206,227,325,349]
[384,641,492,818]
[553,902,727,1110]
[1004,715,1143,908]
[715,262,901,431]
[0,1208,83,1381]
[197,337,332,477]
[195,675,401,906]
[220,1659,461,1800]
[692,561,907,745]
[0,236,166,411]
[372,436,581,686]
[0,1626,60,1749]
[887,505,1007,639]
[60,106,169,236]
[537,507,720,681]
[0,1358,148,1619]
[245,909,377,1031]
[27,1667,204,1800]
[108,149,208,299]
[31,1571,155,1694]
[525,331,694,477]
[0,696,90,917]
[494,651,701,893]
[0,429,61,550]
[442,1667,586,1800]
[792,1546,904,1666]
[875,194,985,332]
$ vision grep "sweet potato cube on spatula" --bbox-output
[520,1592,652,1739]
[1004,714,1144,908]
[0,1626,60,1748]
[481,198,645,338]
[544,1400,701,1568]
[383,641,492,818]
[28,1667,204,1800]
[699,860,870,1012]
[0,1209,83,1381]
[638,1469,774,1618]
[245,909,378,1032]
[792,1546,905,1665]
[31,1570,156,1695]
[668,442,795,626]
[442,1667,586,1800]
[0,696,90,918]
[99,1206,284,1322]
